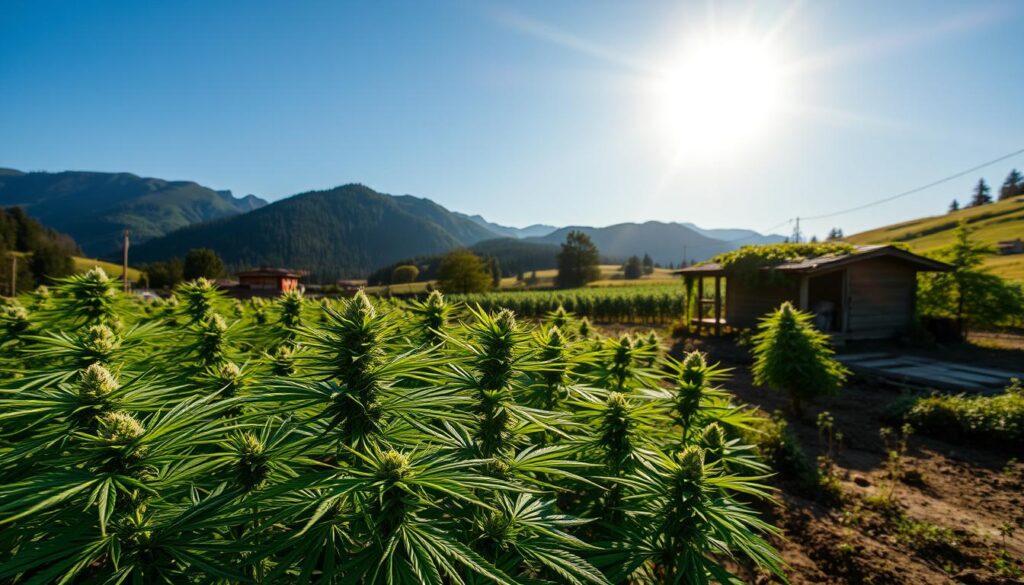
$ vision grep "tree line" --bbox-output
[0,206,77,294]
[949,168,1023,212]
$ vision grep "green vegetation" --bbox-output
[894,379,1024,449]
[437,248,493,293]
[556,230,601,288]
[390,264,419,284]
[752,302,849,416]
[1,206,77,293]
[917,222,1024,329]
[447,284,684,323]
[0,168,265,256]
[847,192,1024,281]
[134,184,506,281]
[72,256,143,281]
[0,270,785,583]
[710,242,855,284]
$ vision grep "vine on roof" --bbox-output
[709,242,856,284]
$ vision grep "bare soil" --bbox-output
[671,334,1024,585]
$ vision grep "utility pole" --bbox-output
[122,229,130,294]
[791,217,802,244]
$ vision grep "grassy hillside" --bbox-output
[847,195,1024,281]
[72,256,143,281]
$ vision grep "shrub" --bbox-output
[752,302,849,416]
[899,379,1024,449]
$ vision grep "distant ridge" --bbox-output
[0,168,267,256]
[132,183,506,281]
[526,221,784,265]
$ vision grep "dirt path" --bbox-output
[672,336,1024,585]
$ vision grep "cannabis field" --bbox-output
[447,284,684,324]
[0,269,783,584]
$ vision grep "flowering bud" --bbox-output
[376,450,411,482]
[675,446,705,483]
[99,412,145,444]
[79,363,119,400]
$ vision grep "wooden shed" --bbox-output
[235,267,308,296]
[676,245,951,340]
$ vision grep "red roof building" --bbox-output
[235,267,307,295]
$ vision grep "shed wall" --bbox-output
[725,278,800,328]
[845,258,917,339]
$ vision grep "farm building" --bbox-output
[996,238,1023,255]
[234,267,308,296]
[676,245,951,340]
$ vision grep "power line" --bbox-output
[801,146,1024,221]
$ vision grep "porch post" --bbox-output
[798,275,809,311]
[714,275,722,336]
[696,275,704,335]
[683,275,693,333]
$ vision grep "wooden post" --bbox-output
[696,275,704,336]
[122,230,130,293]
[714,275,722,336]
[683,275,692,333]
[798,275,809,311]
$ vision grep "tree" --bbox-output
[1000,169,1024,201]
[969,178,992,207]
[144,258,185,289]
[826,227,844,240]
[488,257,502,288]
[752,302,848,417]
[949,199,960,213]
[183,248,225,281]
[436,249,492,294]
[918,222,1024,332]
[391,264,419,284]
[622,255,643,280]
[556,230,600,288]
[28,241,75,286]
[641,253,654,275]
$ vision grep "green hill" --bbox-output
[0,168,266,257]
[132,184,503,281]
[846,195,1024,281]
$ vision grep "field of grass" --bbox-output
[847,195,1024,280]
[72,256,143,281]
[367,265,682,295]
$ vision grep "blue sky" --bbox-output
[2,0,1023,238]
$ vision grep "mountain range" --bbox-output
[0,168,266,256]
[1,167,784,281]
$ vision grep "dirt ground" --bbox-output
[669,334,1024,585]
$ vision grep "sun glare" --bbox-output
[654,36,786,160]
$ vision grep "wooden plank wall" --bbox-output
[725,278,800,328]
[846,258,917,339]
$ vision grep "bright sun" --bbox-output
[654,36,786,160]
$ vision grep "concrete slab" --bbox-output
[837,352,1023,393]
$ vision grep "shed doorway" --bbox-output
[807,270,845,332]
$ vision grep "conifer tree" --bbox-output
[970,178,992,207]
[1000,169,1023,201]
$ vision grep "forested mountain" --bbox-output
[680,222,786,246]
[132,184,505,281]
[0,168,266,256]
[527,221,742,265]
[455,213,558,239]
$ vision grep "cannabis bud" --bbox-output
[79,363,120,400]
[376,450,411,482]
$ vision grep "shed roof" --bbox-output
[674,245,951,276]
